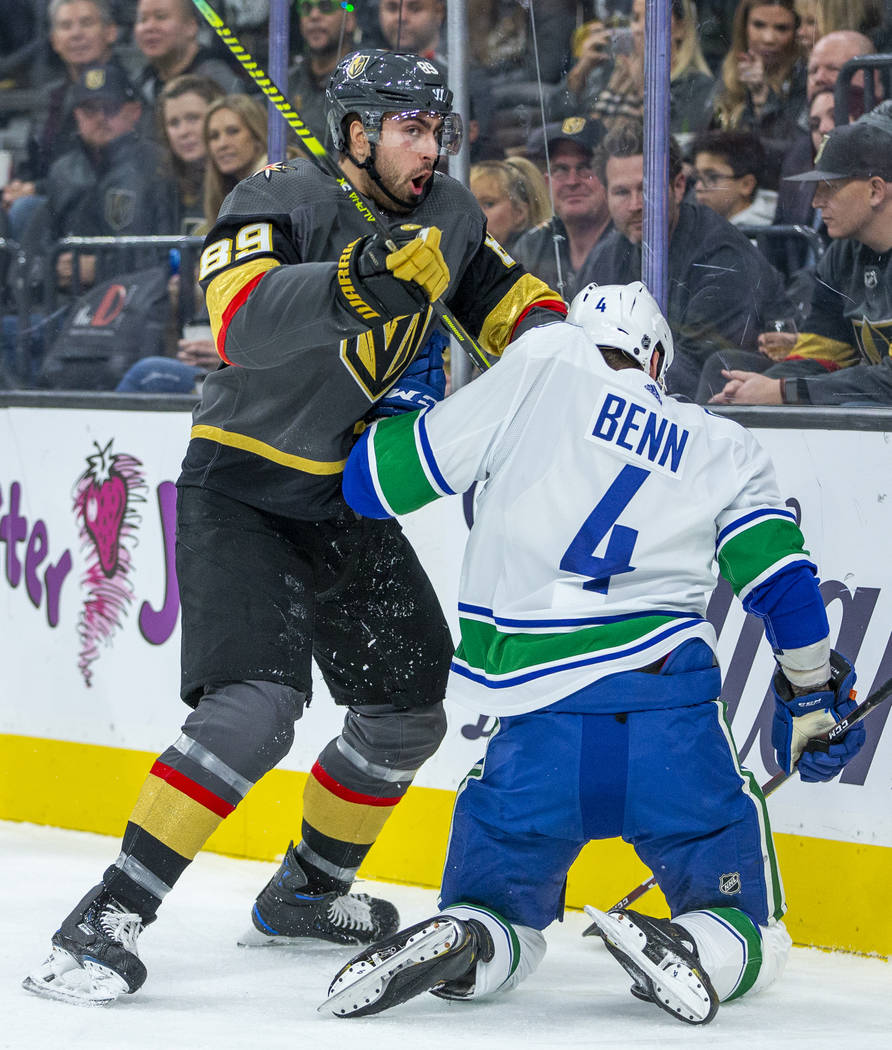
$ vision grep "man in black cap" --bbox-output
[710,102,892,406]
[40,60,177,288]
[513,117,611,301]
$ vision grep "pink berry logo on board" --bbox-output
[72,440,146,686]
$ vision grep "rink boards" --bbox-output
[1,395,890,957]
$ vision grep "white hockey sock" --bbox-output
[674,909,792,1002]
[441,904,546,999]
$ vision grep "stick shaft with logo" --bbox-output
[608,675,892,912]
[190,0,495,372]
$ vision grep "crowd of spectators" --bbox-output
[0,0,890,403]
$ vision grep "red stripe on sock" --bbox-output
[149,760,235,818]
[311,762,401,807]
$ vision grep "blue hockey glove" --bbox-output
[771,649,865,782]
[372,329,448,418]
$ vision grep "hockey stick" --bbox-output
[609,675,892,912]
[190,0,496,373]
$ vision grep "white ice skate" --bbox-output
[583,905,719,1025]
[22,884,147,1006]
[23,945,131,1006]
[320,915,484,1018]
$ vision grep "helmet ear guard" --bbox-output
[566,282,675,384]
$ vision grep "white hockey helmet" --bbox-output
[567,282,674,383]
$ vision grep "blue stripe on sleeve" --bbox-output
[716,507,797,546]
[417,412,455,495]
[342,430,392,519]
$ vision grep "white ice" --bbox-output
[2,820,889,1050]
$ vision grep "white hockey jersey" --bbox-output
[344,321,822,715]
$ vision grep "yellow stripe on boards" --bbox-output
[1,734,889,957]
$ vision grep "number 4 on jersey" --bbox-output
[560,464,649,593]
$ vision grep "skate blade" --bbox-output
[237,926,350,948]
[583,906,715,1024]
[319,919,460,1018]
[22,948,128,1007]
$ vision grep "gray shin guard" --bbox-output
[324,702,448,794]
[158,680,307,802]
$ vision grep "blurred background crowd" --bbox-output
[0,0,890,403]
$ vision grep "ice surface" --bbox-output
[2,821,889,1049]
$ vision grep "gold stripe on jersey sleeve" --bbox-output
[478,274,561,356]
[206,257,281,344]
[191,425,347,475]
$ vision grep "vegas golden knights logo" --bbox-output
[340,307,435,399]
[346,54,371,79]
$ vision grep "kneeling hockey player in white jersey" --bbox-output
[321,282,865,1024]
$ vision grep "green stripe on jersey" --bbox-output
[455,614,678,676]
[718,518,809,595]
[371,412,441,514]
[708,908,764,1001]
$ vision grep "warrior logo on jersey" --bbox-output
[339,307,435,399]
[719,872,742,895]
[346,54,371,79]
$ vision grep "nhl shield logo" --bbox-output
[865,268,878,290]
[719,872,742,895]
[346,54,371,79]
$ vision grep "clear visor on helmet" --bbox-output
[360,109,464,155]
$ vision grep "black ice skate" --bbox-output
[320,914,494,1018]
[583,905,719,1025]
[23,884,149,1006]
[239,842,400,947]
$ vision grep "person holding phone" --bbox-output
[551,0,714,138]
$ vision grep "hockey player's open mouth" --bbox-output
[410,171,432,196]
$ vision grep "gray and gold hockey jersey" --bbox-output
[179,158,564,518]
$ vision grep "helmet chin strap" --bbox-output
[348,142,439,212]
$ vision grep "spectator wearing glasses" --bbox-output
[513,118,611,301]
[691,128,777,226]
[579,118,786,401]
[710,103,892,406]
[287,0,359,144]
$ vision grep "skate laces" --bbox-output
[98,900,144,954]
[327,893,374,932]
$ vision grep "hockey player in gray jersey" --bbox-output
[22,49,564,1006]
[321,282,865,1024]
